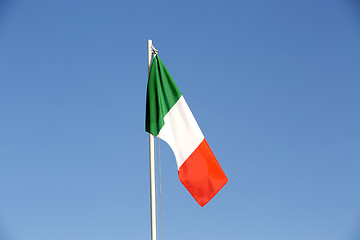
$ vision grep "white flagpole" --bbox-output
[148,39,157,240]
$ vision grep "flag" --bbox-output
[145,55,228,207]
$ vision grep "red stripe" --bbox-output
[178,139,228,207]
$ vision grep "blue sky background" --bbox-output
[1,0,360,239]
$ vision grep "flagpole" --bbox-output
[148,39,157,240]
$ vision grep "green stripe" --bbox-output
[145,55,182,136]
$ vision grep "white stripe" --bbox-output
[158,96,204,169]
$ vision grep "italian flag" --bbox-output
[145,55,228,207]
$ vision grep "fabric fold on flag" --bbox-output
[146,54,228,207]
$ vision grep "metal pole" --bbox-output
[148,39,157,240]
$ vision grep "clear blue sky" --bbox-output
[1,0,360,239]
